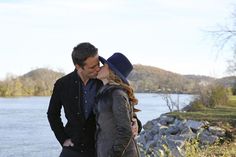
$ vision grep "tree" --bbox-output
[227,50,236,75]
[212,8,236,74]
[160,91,180,112]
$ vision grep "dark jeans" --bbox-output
[59,147,95,157]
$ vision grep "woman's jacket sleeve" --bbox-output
[110,89,133,157]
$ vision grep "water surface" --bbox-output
[0,94,193,157]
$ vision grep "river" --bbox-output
[0,94,193,157]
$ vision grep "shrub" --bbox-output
[188,100,207,111]
[231,83,236,95]
[193,84,229,108]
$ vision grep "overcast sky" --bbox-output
[0,0,235,80]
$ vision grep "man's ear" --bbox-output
[75,64,82,71]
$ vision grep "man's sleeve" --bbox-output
[47,81,68,146]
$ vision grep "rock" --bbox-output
[171,146,184,157]
[159,115,175,125]
[137,115,227,156]
[144,130,154,141]
[167,125,180,135]
[143,120,154,130]
[180,126,192,134]
[145,140,156,150]
[199,130,219,145]
[208,126,226,137]
[153,134,161,141]
[159,125,169,136]
[185,120,207,131]
[137,133,146,145]
[150,125,160,135]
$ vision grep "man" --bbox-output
[47,42,141,157]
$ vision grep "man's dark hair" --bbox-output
[71,42,98,67]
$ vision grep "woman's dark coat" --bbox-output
[95,84,140,157]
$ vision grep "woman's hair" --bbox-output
[108,70,140,112]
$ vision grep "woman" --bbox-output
[95,53,140,157]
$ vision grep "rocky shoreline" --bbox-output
[137,115,227,157]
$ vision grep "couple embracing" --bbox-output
[47,42,141,157]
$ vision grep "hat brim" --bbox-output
[99,56,129,85]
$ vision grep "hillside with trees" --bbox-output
[129,64,217,93]
[0,65,235,97]
[0,68,64,96]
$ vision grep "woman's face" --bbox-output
[97,63,109,80]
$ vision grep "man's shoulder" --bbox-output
[55,71,75,84]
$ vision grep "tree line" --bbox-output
[0,68,64,97]
[0,65,235,97]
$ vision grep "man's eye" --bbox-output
[90,66,97,69]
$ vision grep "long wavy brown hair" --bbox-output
[108,70,140,112]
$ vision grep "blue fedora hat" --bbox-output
[99,53,133,84]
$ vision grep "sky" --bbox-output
[0,0,236,80]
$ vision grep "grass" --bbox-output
[167,96,236,128]
[185,139,236,157]
[166,95,236,156]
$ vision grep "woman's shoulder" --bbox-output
[98,83,126,96]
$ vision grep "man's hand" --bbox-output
[131,118,138,137]
[63,138,74,147]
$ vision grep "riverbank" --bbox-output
[137,96,236,157]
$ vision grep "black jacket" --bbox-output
[47,70,103,153]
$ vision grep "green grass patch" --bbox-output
[229,95,236,101]
[167,96,236,127]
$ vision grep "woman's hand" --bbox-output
[131,118,138,137]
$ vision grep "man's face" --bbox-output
[80,54,100,79]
